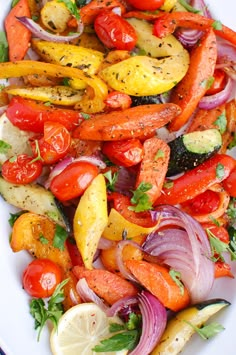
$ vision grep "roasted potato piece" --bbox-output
[40,0,71,33]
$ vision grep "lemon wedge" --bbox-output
[50,303,128,355]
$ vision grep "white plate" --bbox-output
[0,1,236,354]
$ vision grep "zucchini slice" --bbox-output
[152,298,230,354]
[167,129,222,176]
[0,176,70,231]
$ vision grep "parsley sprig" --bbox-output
[57,0,80,20]
[30,279,69,341]
[184,320,225,339]
[129,182,153,212]
[208,229,236,262]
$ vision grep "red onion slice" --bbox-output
[17,16,84,43]
[76,278,109,312]
[115,240,142,283]
[198,77,234,110]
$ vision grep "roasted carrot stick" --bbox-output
[80,0,126,25]
[73,266,138,305]
[73,103,181,140]
[126,260,190,312]
[4,0,31,61]
[153,11,236,46]
[168,29,217,131]
[187,105,226,133]
[135,137,170,204]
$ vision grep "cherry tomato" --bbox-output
[182,189,220,214]
[22,258,62,298]
[206,69,227,95]
[1,154,43,184]
[214,261,234,278]
[6,96,84,133]
[104,91,132,110]
[222,166,236,197]
[127,0,164,11]
[102,139,144,167]
[94,10,137,50]
[202,223,230,244]
[31,122,71,164]
[50,161,99,201]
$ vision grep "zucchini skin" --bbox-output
[167,130,222,176]
[131,95,161,107]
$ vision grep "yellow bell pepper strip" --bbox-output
[168,28,217,132]
[0,61,108,113]
[153,11,236,46]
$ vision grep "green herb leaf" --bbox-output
[228,133,236,150]
[93,330,139,352]
[214,112,227,134]
[39,234,49,245]
[76,0,87,7]
[212,20,223,30]
[11,0,20,7]
[178,0,202,13]
[8,211,26,227]
[103,170,118,192]
[57,0,80,20]
[154,149,165,160]
[216,163,225,180]
[226,198,236,223]
[169,269,184,295]
[62,77,70,86]
[208,230,236,262]
[0,31,9,63]
[129,182,153,212]
[53,224,68,250]
[126,313,142,331]
[163,180,174,189]
[0,140,12,154]
[44,101,52,106]
[81,112,91,120]
[200,77,215,89]
[184,321,225,340]
[30,279,68,341]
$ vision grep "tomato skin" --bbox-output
[222,166,236,197]
[66,238,84,267]
[181,190,220,215]
[104,91,132,110]
[2,154,43,184]
[6,96,83,133]
[50,161,99,201]
[206,69,227,95]
[202,223,230,244]
[127,0,164,11]
[31,122,71,164]
[22,259,62,298]
[102,139,144,167]
[94,11,137,50]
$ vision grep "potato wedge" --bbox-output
[127,18,183,58]
[40,0,71,33]
[99,50,190,96]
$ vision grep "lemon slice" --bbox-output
[50,303,128,355]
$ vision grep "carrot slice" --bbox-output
[126,260,190,312]
[4,0,31,61]
[168,28,217,131]
[73,103,181,140]
[135,137,170,204]
[73,266,138,305]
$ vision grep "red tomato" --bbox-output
[66,238,84,267]
[202,223,230,244]
[94,10,137,50]
[1,154,43,184]
[182,189,220,214]
[6,96,84,133]
[222,166,236,197]
[102,139,144,167]
[206,69,227,95]
[127,0,164,10]
[105,91,132,110]
[50,161,99,201]
[31,122,71,164]
[22,259,62,298]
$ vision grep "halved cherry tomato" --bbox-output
[206,69,227,96]
[214,261,234,278]
[22,258,62,298]
[94,10,137,50]
[181,190,220,215]
[127,0,164,10]
[50,161,99,201]
[31,122,71,165]
[202,223,230,244]
[104,91,132,110]
[6,96,84,133]
[1,154,43,184]
[102,139,143,167]
[222,166,236,197]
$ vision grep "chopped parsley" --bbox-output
[216,163,225,180]
[178,0,202,14]
[0,140,11,154]
[212,20,223,31]
[169,269,184,295]
[129,182,153,212]
[53,224,68,250]
[214,112,227,134]
[103,170,118,192]
[208,229,236,262]
[0,31,9,63]
[184,320,225,340]
[57,0,80,20]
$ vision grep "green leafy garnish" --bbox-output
[169,269,184,295]
[228,133,236,150]
[216,163,225,180]
[8,211,26,227]
[184,321,225,339]
[0,140,11,154]
[39,234,49,245]
[30,140,43,163]
[0,31,9,63]
[103,170,118,192]
[11,0,20,7]
[163,180,174,189]
[214,112,227,134]
[93,313,141,352]
[53,224,68,250]
[212,20,223,30]
[200,77,215,89]
[57,0,80,20]
[129,182,153,212]
[178,0,202,13]
[154,149,165,160]
[226,198,236,223]
[208,229,236,262]
[30,279,69,340]
[44,101,52,106]
[62,77,70,86]
[81,112,91,120]
[76,0,87,7]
